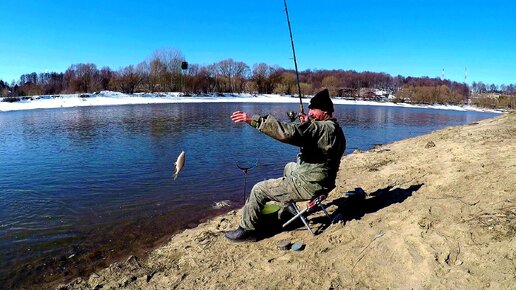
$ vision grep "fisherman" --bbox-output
[226,89,346,241]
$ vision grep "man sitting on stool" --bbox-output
[226,89,346,241]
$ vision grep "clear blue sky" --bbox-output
[1,0,514,85]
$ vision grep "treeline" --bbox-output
[471,82,516,94]
[473,94,516,109]
[1,48,515,108]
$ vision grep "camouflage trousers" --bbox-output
[240,177,314,231]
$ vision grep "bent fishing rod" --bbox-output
[283,0,304,119]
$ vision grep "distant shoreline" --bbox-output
[0,91,503,114]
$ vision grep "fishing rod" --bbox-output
[283,0,304,120]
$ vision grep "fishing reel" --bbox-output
[287,111,299,122]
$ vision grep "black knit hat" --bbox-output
[308,89,334,113]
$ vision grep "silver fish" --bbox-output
[173,150,185,180]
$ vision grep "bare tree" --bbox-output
[113,65,142,94]
[99,67,114,91]
[148,58,167,91]
[252,63,281,94]
[321,75,339,96]
[63,63,100,93]
[215,59,232,92]
[186,64,212,94]
[151,48,185,92]
[0,80,10,97]
[233,61,250,93]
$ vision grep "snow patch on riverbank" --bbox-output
[0,91,502,113]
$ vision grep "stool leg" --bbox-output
[282,203,314,235]
[299,215,314,235]
[319,204,332,223]
[282,203,308,227]
[292,204,314,235]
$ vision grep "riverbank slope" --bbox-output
[61,112,515,289]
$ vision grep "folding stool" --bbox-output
[282,194,332,235]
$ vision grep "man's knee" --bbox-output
[251,180,268,193]
[249,181,268,202]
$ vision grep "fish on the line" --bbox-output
[173,150,185,180]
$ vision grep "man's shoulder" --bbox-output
[313,119,340,129]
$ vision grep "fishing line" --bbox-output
[232,1,304,203]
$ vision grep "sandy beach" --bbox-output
[55,111,515,289]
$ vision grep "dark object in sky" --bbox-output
[181,61,188,70]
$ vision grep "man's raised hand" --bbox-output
[231,111,252,124]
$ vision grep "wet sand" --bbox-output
[58,112,515,289]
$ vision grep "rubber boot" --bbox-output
[225,226,256,242]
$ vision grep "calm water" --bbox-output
[0,103,497,288]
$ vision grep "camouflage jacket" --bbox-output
[250,114,346,197]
